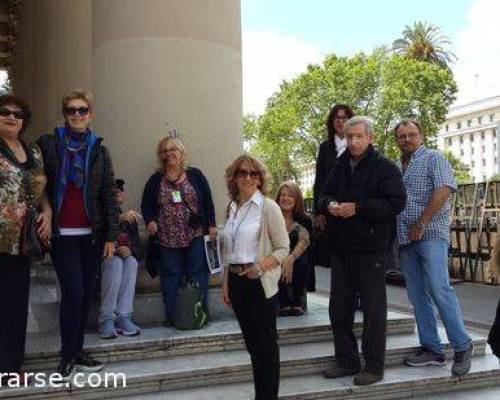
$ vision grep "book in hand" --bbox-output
[204,234,222,274]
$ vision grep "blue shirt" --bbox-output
[396,146,457,245]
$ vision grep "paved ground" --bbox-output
[314,266,500,333]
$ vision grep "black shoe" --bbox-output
[452,343,473,376]
[74,351,104,372]
[57,358,75,381]
[323,364,361,379]
[353,370,384,386]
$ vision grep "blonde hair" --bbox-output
[61,89,94,114]
[225,154,270,201]
[156,136,187,172]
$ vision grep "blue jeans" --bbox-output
[399,239,471,354]
[157,236,209,321]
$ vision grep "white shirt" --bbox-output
[335,135,347,158]
[223,190,263,264]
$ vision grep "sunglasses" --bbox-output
[235,169,260,179]
[64,106,90,116]
[0,107,25,120]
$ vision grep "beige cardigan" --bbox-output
[223,197,290,298]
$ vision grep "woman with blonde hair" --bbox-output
[275,181,313,316]
[221,154,289,400]
[37,89,119,379]
[141,136,217,327]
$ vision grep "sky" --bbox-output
[242,0,500,115]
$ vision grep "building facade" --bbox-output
[438,95,500,182]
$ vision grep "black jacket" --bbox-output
[36,130,120,243]
[118,218,143,261]
[488,297,500,358]
[318,145,406,253]
[313,139,339,215]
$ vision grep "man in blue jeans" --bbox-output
[395,119,472,376]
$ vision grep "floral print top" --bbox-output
[157,175,202,248]
[0,142,46,255]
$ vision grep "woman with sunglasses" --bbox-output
[141,136,217,327]
[37,89,120,379]
[0,95,51,385]
[221,154,289,400]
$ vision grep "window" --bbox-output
[445,124,449,132]
[447,138,452,146]
[471,161,475,168]
[467,119,472,127]
[494,129,498,138]
[495,157,498,165]
[457,122,462,129]
[471,147,474,154]
[483,159,486,166]
[481,131,485,139]
[478,116,483,124]
[483,175,487,182]
[470,134,474,142]
[460,149,464,156]
[460,136,464,144]
[490,114,495,122]
[482,145,486,152]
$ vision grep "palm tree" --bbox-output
[392,21,457,68]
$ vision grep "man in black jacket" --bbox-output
[318,116,406,385]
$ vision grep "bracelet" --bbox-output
[256,264,264,276]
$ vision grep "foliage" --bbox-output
[443,151,473,184]
[244,48,457,189]
[392,21,457,68]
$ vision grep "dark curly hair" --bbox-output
[0,94,32,134]
[325,104,355,141]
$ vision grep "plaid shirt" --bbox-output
[396,146,457,245]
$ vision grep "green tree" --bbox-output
[443,151,473,184]
[392,21,456,68]
[244,49,457,189]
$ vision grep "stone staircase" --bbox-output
[1,294,499,399]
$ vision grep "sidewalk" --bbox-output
[314,266,500,332]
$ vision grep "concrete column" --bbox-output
[92,0,242,216]
[13,0,93,139]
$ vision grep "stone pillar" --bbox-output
[91,0,243,215]
[13,0,93,139]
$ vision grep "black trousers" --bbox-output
[229,273,279,400]
[0,254,31,374]
[278,254,309,308]
[329,250,387,375]
[51,236,98,360]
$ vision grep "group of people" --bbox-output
[0,89,314,388]
[0,88,495,399]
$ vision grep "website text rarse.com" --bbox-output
[0,372,127,389]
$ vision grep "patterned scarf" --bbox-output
[59,127,90,189]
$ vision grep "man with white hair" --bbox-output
[318,116,406,385]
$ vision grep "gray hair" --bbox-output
[345,116,375,136]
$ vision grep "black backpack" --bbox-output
[173,279,208,330]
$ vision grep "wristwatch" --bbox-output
[256,264,264,276]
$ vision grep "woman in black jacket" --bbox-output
[312,104,355,267]
[141,136,217,327]
[37,89,120,379]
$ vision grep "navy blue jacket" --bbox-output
[141,167,216,233]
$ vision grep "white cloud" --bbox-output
[453,0,500,105]
[242,30,323,115]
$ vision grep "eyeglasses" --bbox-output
[0,107,25,120]
[235,169,260,179]
[64,107,90,116]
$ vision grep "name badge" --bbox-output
[172,190,182,203]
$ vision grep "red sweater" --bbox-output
[58,182,91,228]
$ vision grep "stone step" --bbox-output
[0,332,489,399]
[24,306,415,370]
[124,354,500,400]
[415,384,500,399]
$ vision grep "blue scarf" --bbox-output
[59,126,90,189]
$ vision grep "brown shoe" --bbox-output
[353,370,383,386]
[323,365,361,379]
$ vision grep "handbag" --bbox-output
[173,278,208,330]
[19,172,45,261]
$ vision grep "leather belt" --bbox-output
[228,263,255,274]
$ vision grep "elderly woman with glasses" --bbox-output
[0,95,50,385]
[37,89,120,379]
[221,154,289,400]
[141,136,217,328]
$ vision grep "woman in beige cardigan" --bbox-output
[222,154,289,400]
